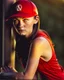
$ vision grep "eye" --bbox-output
[13,18,19,26]
[23,18,29,22]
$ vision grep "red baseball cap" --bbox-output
[6,0,38,20]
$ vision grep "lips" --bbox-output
[18,29,26,32]
[18,27,25,30]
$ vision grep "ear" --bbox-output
[34,15,39,24]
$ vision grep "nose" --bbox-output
[19,19,25,28]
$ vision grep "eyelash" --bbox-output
[23,19,29,22]
[13,19,19,25]
[13,18,29,25]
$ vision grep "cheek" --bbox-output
[29,26,33,33]
[26,25,33,33]
[25,21,34,31]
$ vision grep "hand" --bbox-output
[0,67,17,80]
[15,72,37,80]
[0,66,17,73]
[15,72,24,80]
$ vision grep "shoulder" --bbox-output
[35,29,53,52]
[33,36,51,49]
[31,36,52,61]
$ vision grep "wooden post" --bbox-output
[2,0,16,68]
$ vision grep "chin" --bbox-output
[18,32,28,38]
[20,33,26,37]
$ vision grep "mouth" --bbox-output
[18,29,26,34]
[18,27,25,30]
[18,29,25,32]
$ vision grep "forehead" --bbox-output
[13,16,34,20]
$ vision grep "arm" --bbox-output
[16,37,52,79]
[23,38,45,79]
[24,37,52,79]
[0,50,17,73]
[8,50,18,72]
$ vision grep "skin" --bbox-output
[13,16,39,38]
[13,16,52,79]
[1,16,52,79]
[23,37,52,79]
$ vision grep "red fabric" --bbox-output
[36,30,64,80]
[6,0,38,20]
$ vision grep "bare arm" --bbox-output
[23,38,45,79]
[15,37,52,79]
[23,37,52,79]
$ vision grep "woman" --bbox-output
[1,0,64,80]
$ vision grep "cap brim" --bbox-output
[6,12,37,21]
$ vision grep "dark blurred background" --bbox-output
[0,0,2,67]
[0,0,64,68]
[32,0,64,66]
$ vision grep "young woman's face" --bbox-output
[13,16,39,38]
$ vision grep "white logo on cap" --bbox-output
[16,4,22,11]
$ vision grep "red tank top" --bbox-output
[36,30,64,80]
